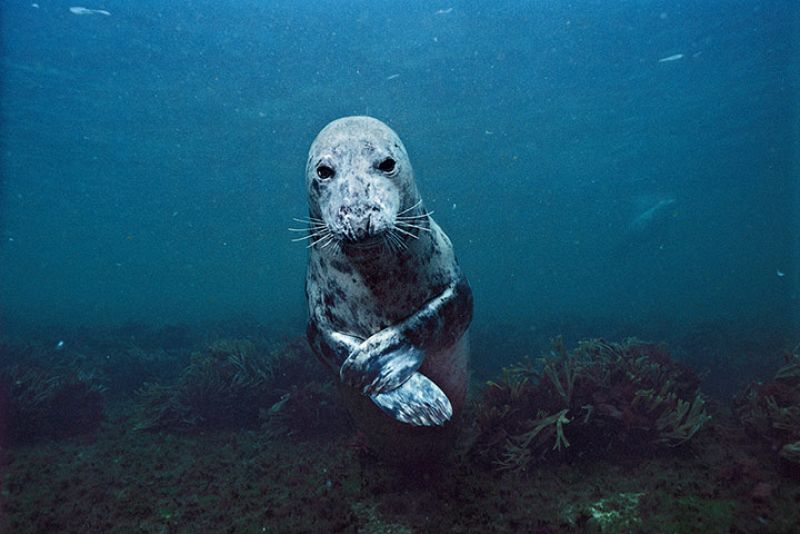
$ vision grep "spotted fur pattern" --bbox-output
[304,117,473,427]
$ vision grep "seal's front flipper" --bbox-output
[370,373,452,427]
[340,329,424,395]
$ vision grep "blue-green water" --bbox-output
[2,3,800,531]
[1,1,797,346]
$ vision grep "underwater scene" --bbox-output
[1,0,799,532]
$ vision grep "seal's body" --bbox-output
[302,117,472,460]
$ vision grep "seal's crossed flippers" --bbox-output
[339,328,423,395]
[370,373,452,426]
[338,334,452,427]
[338,326,454,426]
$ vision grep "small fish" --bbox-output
[435,8,454,15]
[55,340,65,350]
[268,393,291,414]
[386,74,400,80]
[777,269,785,277]
[658,53,684,63]
[69,7,111,16]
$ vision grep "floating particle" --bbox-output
[69,6,111,16]
[658,53,684,63]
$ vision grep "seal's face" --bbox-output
[306,116,419,246]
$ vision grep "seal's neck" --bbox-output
[336,219,432,272]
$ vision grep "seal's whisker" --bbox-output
[308,237,333,249]
[397,200,422,216]
[293,216,326,225]
[290,216,329,243]
[382,234,395,254]
[392,225,419,240]
[291,229,330,242]
[307,234,334,249]
[394,229,408,250]
[290,224,327,232]
[395,234,408,251]
[395,222,432,233]
[396,210,434,220]
[388,229,408,250]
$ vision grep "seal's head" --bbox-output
[306,116,421,247]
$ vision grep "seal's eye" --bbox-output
[316,165,335,180]
[377,158,396,173]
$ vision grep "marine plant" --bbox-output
[134,338,272,431]
[259,380,347,440]
[471,337,711,471]
[133,337,331,432]
[98,345,187,400]
[734,343,800,466]
[0,362,106,445]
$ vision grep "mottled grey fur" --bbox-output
[304,116,472,427]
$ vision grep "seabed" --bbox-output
[1,327,798,533]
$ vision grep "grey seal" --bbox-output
[300,116,473,443]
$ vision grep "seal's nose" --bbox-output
[337,205,371,241]
[353,224,368,240]
[349,215,370,241]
